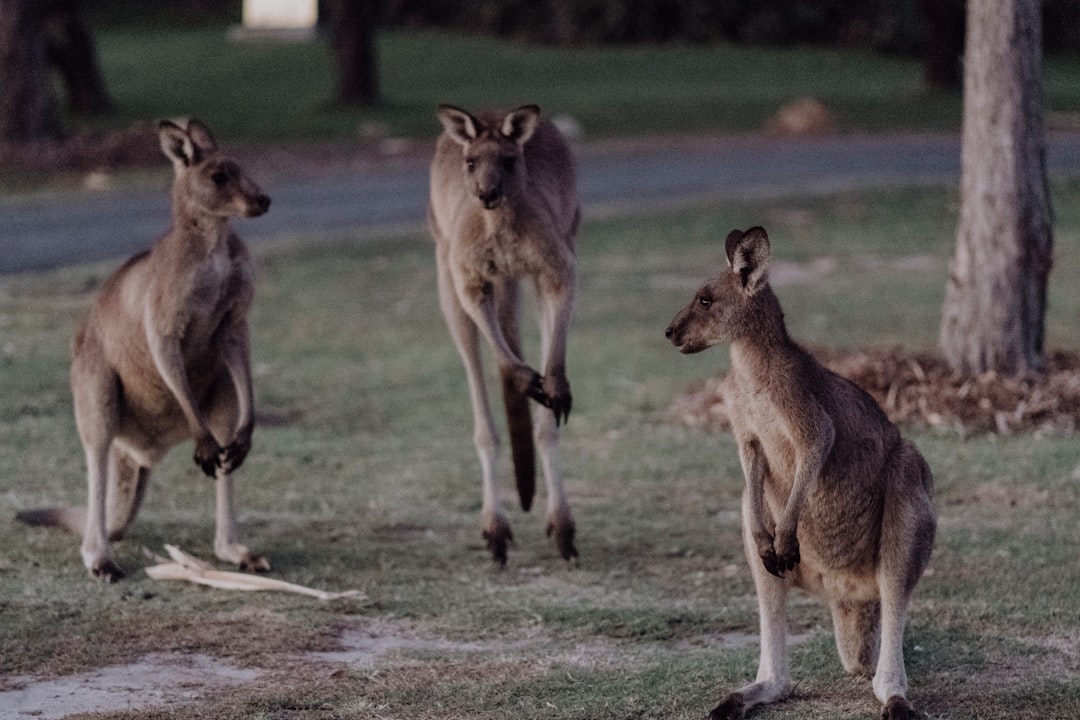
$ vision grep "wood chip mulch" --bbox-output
[668,347,1080,437]
[0,123,161,175]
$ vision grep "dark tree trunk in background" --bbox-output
[0,0,60,141]
[45,0,113,115]
[917,0,965,89]
[940,0,1053,377]
[326,0,380,105]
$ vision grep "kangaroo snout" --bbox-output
[664,313,704,354]
[664,321,682,347]
[478,186,502,209]
[246,193,271,217]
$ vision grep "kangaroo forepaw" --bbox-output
[194,434,223,477]
[545,514,578,562]
[238,552,271,573]
[506,365,544,403]
[707,692,746,720]
[218,438,251,474]
[482,517,514,566]
[882,696,924,720]
[90,558,125,583]
[515,368,572,424]
[760,545,800,578]
[542,375,572,426]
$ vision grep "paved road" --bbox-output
[4,131,1080,275]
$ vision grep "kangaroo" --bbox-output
[17,119,271,582]
[665,227,936,720]
[427,104,580,564]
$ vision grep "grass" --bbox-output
[1,179,1080,719]
[57,28,977,143]
[58,26,1080,144]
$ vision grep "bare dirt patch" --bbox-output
[1,653,262,720]
[669,346,1080,436]
[0,617,715,719]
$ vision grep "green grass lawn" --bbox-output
[1,181,1079,718]
[61,27,1080,144]
[60,28,977,142]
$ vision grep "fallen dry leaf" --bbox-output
[669,347,1080,436]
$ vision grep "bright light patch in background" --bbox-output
[242,0,317,29]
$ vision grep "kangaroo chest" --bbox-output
[455,208,565,286]
[153,242,251,368]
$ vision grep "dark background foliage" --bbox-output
[84,0,1080,53]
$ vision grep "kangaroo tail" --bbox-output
[16,506,86,535]
[502,373,536,512]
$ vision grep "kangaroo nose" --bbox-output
[478,187,502,209]
[255,194,271,213]
[665,325,674,339]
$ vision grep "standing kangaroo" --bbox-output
[428,104,579,564]
[665,227,936,720]
[17,119,271,582]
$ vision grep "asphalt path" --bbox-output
[4,131,1080,276]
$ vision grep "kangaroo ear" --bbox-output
[726,226,771,293]
[158,119,200,169]
[437,104,480,146]
[501,105,540,144]
[184,118,218,156]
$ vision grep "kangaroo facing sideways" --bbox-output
[428,104,580,564]
[665,227,936,720]
[17,119,271,583]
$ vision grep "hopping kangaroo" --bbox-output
[17,119,271,582]
[665,227,935,720]
[428,104,579,564]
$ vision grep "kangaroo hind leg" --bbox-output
[873,444,936,718]
[204,374,269,572]
[708,492,793,719]
[105,445,151,541]
[437,258,512,564]
[72,352,124,582]
[830,598,881,677]
[533,283,576,561]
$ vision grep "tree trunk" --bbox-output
[917,0,965,89]
[939,0,1053,377]
[45,0,113,115]
[326,0,379,106]
[0,0,60,141]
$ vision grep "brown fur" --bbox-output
[665,227,935,719]
[17,119,271,582]
[428,104,580,564]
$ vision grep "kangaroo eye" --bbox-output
[465,158,476,172]
[501,156,517,172]
[210,171,228,186]
[698,297,712,308]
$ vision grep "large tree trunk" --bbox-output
[0,0,60,141]
[939,0,1053,377]
[917,0,965,89]
[325,0,379,106]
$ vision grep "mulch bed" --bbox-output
[0,123,161,176]
[669,346,1080,437]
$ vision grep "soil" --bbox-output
[668,346,1080,437]
[0,618,806,718]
